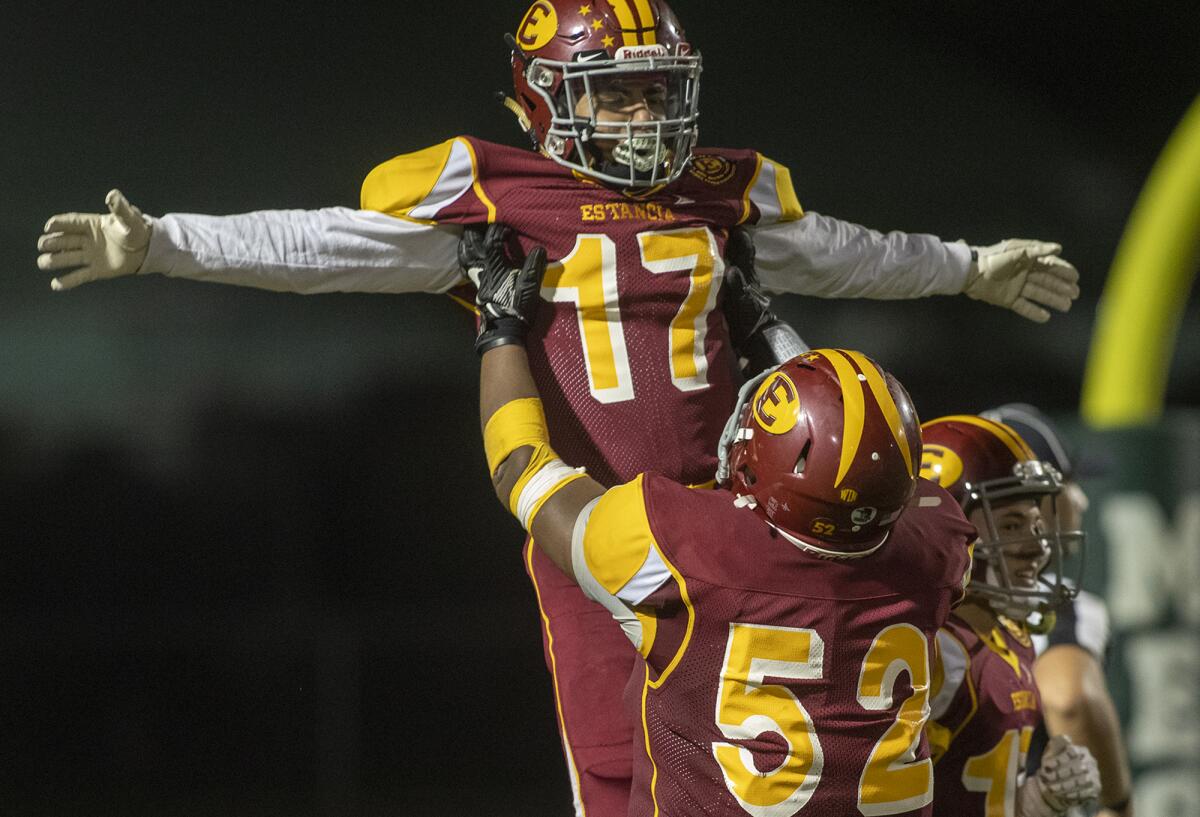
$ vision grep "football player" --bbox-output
[980,404,1134,817]
[35,2,1082,813]
[920,415,1102,816]
[472,224,978,815]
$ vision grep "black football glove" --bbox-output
[459,223,547,355]
[722,227,808,377]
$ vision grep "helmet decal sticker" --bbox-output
[752,372,801,435]
[850,507,878,526]
[919,444,963,488]
[518,1,560,51]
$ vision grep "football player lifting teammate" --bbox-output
[919,415,1101,817]
[473,223,977,816]
[37,2,1083,813]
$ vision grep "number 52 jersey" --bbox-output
[362,135,804,487]
[571,474,977,816]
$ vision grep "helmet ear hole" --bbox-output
[794,440,811,475]
[739,465,757,486]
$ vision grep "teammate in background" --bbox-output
[920,416,1101,817]
[36,2,1082,813]
[980,404,1134,817]
[473,224,977,815]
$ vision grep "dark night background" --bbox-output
[2,2,1197,815]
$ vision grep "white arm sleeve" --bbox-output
[751,211,973,299]
[142,207,465,295]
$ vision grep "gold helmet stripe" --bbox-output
[631,0,658,42]
[813,349,867,488]
[608,0,641,45]
[924,414,1036,461]
[609,0,657,45]
[842,349,915,478]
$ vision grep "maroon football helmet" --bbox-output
[719,349,922,557]
[920,415,1081,620]
[509,0,701,187]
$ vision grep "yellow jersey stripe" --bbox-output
[737,153,765,225]
[635,610,658,658]
[525,540,589,816]
[646,536,695,689]
[842,349,914,478]
[773,161,805,222]
[461,138,497,224]
[360,138,456,217]
[819,349,867,488]
[926,415,1035,462]
[640,665,664,816]
[583,476,658,597]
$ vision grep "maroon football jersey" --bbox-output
[577,474,976,816]
[362,136,804,486]
[929,612,1042,817]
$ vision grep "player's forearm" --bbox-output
[1036,646,1134,813]
[480,345,540,431]
[144,207,464,294]
[480,345,601,575]
[751,212,971,299]
[1063,684,1133,813]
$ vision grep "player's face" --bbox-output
[574,76,669,158]
[970,498,1052,591]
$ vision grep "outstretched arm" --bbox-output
[749,212,1080,323]
[37,190,464,295]
[471,226,605,577]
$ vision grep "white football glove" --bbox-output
[963,239,1080,323]
[37,189,151,291]
[1017,735,1102,817]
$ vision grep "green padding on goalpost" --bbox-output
[1082,95,1200,428]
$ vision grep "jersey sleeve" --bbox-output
[360,136,497,226]
[928,628,978,763]
[740,153,805,227]
[143,207,464,294]
[571,475,678,655]
[749,211,973,298]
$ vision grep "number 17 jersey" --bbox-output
[361,136,804,486]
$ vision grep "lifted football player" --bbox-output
[37,2,1082,813]
[920,415,1101,817]
[473,225,977,815]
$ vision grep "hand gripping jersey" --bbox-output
[362,136,803,487]
[929,612,1042,817]
[572,474,975,816]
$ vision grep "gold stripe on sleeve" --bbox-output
[461,138,498,224]
[359,138,457,218]
[583,476,658,597]
[771,160,804,222]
